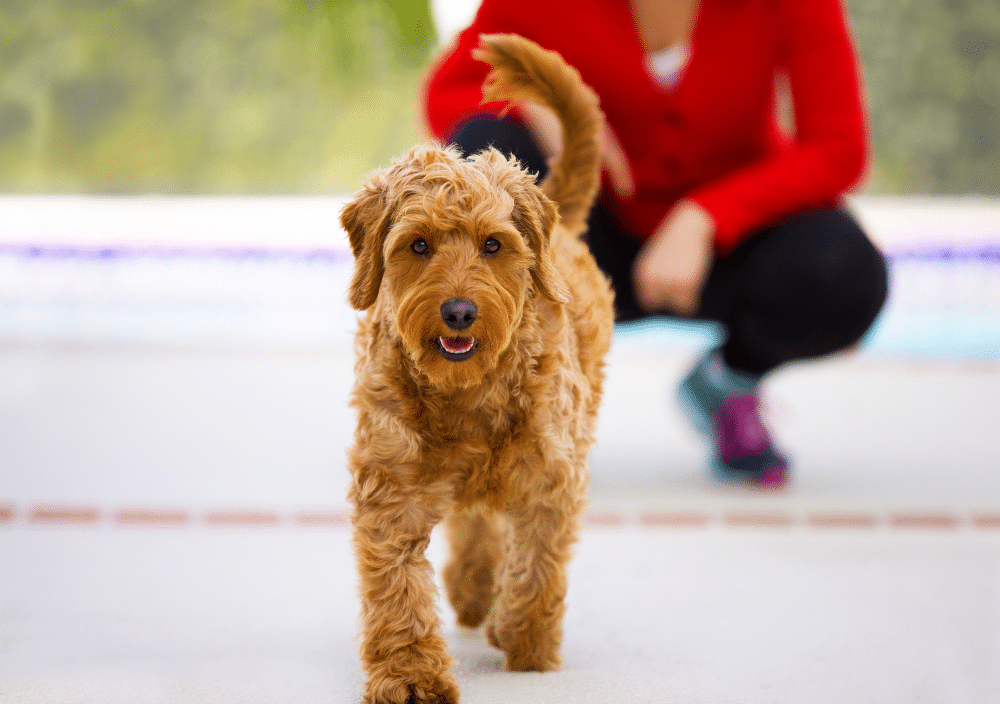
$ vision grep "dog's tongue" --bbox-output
[440,336,474,354]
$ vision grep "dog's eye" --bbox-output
[483,238,501,255]
[411,238,429,255]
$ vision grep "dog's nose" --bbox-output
[440,299,477,330]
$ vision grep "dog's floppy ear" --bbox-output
[341,176,394,311]
[509,174,570,304]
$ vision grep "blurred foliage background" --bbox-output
[0,0,997,195]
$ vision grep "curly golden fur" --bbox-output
[341,34,614,704]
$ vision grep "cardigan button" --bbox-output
[662,109,685,128]
[661,156,681,175]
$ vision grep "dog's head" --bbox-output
[341,144,568,388]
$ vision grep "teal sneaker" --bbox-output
[677,349,789,489]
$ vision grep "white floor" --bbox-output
[1,343,999,704]
[1,196,999,703]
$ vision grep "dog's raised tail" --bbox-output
[474,33,603,232]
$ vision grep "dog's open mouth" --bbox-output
[436,336,477,361]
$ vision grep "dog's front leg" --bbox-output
[351,475,459,704]
[487,495,583,672]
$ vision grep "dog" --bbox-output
[340,33,614,704]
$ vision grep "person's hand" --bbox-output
[520,102,635,199]
[599,118,635,199]
[632,200,715,316]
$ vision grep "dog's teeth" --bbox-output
[440,337,474,354]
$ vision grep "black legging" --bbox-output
[451,117,889,376]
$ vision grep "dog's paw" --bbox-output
[444,563,495,629]
[364,671,460,704]
[364,683,459,704]
[452,598,491,630]
[485,615,561,672]
[484,618,502,650]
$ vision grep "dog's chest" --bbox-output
[422,408,523,507]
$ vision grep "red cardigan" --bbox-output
[422,0,869,252]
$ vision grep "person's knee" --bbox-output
[731,209,889,369]
[804,210,888,326]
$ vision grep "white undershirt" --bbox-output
[645,43,691,90]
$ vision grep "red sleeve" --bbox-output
[689,0,870,252]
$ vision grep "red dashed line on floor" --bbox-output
[296,511,351,527]
[1,505,998,531]
[807,512,880,529]
[724,511,794,528]
[639,512,710,528]
[115,508,190,527]
[890,513,961,529]
[30,505,101,525]
[973,514,1000,529]
[203,510,282,527]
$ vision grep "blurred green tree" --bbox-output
[0,0,437,193]
[0,0,996,195]
[849,0,1000,194]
